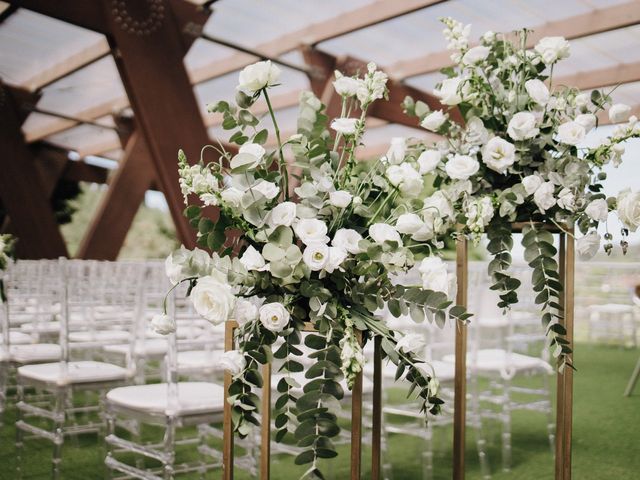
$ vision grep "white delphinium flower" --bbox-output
[190,275,236,325]
[445,154,480,180]
[252,180,279,199]
[331,117,358,135]
[332,229,364,255]
[369,223,402,245]
[329,190,353,208]
[396,213,425,235]
[259,302,290,332]
[556,121,586,145]
[417,150,441,174]
[240,245,269,271]
[150,314,176,335]
[333,71,360,97]
[462,45,490,64]
[617,189,640,231]
[395,333,426,354]
[237,60,281,94]
[533,182,556,213]
[234,298,259,326]
[339,325,365,389]
[481,136,516,174]
[441,17,471,54]
[507,112,539,141]
[585,198,608,222]
[576,231,601,260]
[218,350,246,375]
[534,36,570,64]
[418,256,455,297]
[609,104,632,124]
[294,218,329,245]
[557,188,576,212]
[355,62,388,106]
[420,110,447,132]
[465,197,494,235]
[384,137,407,164]
[524,79,550,106]
[522,175,544,196]
[302,243,330,271]
[268,202,297,227]
[324,247,348,273]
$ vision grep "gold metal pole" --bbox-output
[261,362,272,479]
[350,329,363,479]
[371,335,382,480]
[223,320,236,480]
[453,234,468,480]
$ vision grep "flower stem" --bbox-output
[263,89,289,200]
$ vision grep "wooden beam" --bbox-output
[0,84,68,258]
[76,132,153,260]
[390,1,640,79]
[555,61,640,91]
[189,0,447,84]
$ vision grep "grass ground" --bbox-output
[1,344,638,479]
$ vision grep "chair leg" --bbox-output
[163,418,176,480]
[543,374,555,454]
[624,356,640,397]
[380,409,393,480]
[15,382,24,480]
[0,363,7,428]
[470,375,491,479]
[500,381,512,473]
[421,422,433,480]
[104,406,116,480]
[52,389,66,480]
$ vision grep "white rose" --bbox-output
[395,333,426,354]
[221,188,243,207]
[294,218,329,245]
[420,110,447,132]
[445,154,480,180]
[417,150,441,174]
[329,190,353,208]
[534,36,570,64]
[331,117,358,135]
[302,242,330,271]
[556,121,586,145]
[533,181,556,213]
[609,103,632,124]
[462,45,490,64]
[481,136,516,174]
[218,350,246,375]
[575,113,596,133]
[240,245,268,271]
[238,60,281,94]
[396,213,424,235]
[369,223,402,245]
[617,189,640,232]
[190,276,236,325]
[524,79,550,106]
[557,188,576,212]
[252,180,279,200]
[522,175,543,195]
[418,256,454,296]
[324,247,348,273]
[434,77,465,105]
[150,314,176,335]
[585,198,609,222]
[507,112,539,141]
[332,229,363,254]
[384,137,407,164]
[268,202,297,227]
[234,298,258,326]
[259,302,290,332]
[576,231,601,261]
[333,72,360,97]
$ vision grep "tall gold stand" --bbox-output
[223,321,382,480]
[453,223,575,480]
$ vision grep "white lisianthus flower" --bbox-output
[418,256,454,297]
[252,180,279,200]
[294,218,329,245]
[533,182,556,213]
[522,175,544,196]
[165,247,211,285]
[434,77,465,105]
[302,243,330,271]
[324,247,348,273]
[524,79,550,106]
[574,93,589,108]
[396,213,424,235]
[259,302,290,332]
[386,163,423,197]
[240,245,268,271]
[218,350,246,375]
[395,333,426,354]
[268,202,297,227]
[609,103,632,124]
[239,142,265,161]
[445,154,480,180]
[617,189,640,232]
[330,117,358,135]
[575,113,596,133]
[332,228,363,254]
[329,190,353,208]
[232,142,265,170]
[150,314,176,335]
[424,191,454,219]
[384,137,407,164]
[481,136,516,174]
[190,276,236,325]
[237,60,281,94]
[556,121,586,145]
[576,231,601,260]
[417,150,441,174]
[233,298,258,326]
[464,117,489,145]
[333,71,360,97]
[369,223,402,245]
[534,36,570,64]
[585,198,609,222]
[420,110,447,132]
[557,188,576,212]
[221,188,243,207]
[507,112,539,141]
[462,45,490,64]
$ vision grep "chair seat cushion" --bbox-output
[106,382,225,415]
[17,361,129,386]
[176,350,222,371]
[103,339,168,357]
[69,330,131,343]
[443,349,552,378]
[20,321,60,334]
[7,343,62,363]
[0,331,33,345]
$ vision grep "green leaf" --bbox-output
[254,128,268,145]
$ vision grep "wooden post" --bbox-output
[371,335,382,480]
[260,361,271,479]
[453,233,468,480]
[223,320,235,480]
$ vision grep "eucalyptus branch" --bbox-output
[263,88,289,200]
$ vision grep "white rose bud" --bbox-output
[576,231,601,261]
[585,198,608,222]
[332,228,364,254]
[417,150,441,174]
[369,223,402,245]
[333,71,360,97]
[218,350,246,376]
[507,111,539,141]
[534,36,570,64]
[150,314,176,335]
[331,117,358,135]
[240,245,268,271]
[419,256,454,297]
[329,190,353,208]
[462,45,490,64]
[609,103,632,124]
[237,60,281,94]
[259,302,290,332]
[556,121,586,146]
[190,276,236,325]
[445,154,480,180]
[384,137,407,164]
[396,213,424,235]
[524,79,550,106]
[395,333,426,354]
[420,110,447,132]
[533,181,556,213]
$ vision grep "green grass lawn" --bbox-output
[1,344,638,479]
